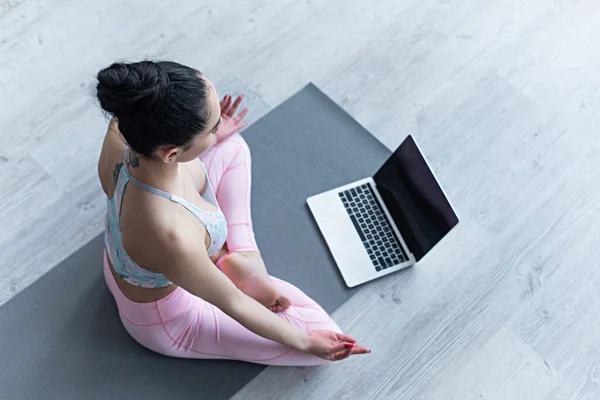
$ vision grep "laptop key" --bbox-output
[375,266,381,271]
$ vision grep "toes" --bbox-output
[268,304,284,313]
[278,296,292,310]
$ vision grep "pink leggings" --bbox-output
[103,134,342,366]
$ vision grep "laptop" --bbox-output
[307,135,459,287]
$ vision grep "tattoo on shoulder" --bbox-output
[128,151,140,168]
[112,163,123,186]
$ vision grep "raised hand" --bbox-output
[215,94,249,143]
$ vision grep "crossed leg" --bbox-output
[200,133,290,311]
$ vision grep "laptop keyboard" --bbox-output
[339,183,408,272]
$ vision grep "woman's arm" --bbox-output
[156,230,310,352]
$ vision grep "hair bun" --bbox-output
[96,61,170,117]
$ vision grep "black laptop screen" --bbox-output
[373,135,459,261]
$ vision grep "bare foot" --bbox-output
[220,252,291,312]
[239,273,291,313]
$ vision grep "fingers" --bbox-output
[220,95,229,110]
[220,95,232,114]
[220,95,249,131]
[329,345,371,361]
[335,333,357,344]
[233,107,248,124]
[330,349,352,361]
[227,121,248,137]
[350,344,371,355]
[330,342,351,354]
[226,95,244,117]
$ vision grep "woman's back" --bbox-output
[98,120,226,302]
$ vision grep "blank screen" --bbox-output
[373,135,459,261]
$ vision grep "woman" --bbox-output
[96,60,370,365]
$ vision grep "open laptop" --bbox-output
[307,135,459,287]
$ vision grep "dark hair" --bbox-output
[96,61,210,157]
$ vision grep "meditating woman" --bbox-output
[96,60,370,365]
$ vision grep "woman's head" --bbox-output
[96,61,220,161]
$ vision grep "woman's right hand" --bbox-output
[304,330,371,361]
[215,94,249,144]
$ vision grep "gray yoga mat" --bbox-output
[0,83,391,400]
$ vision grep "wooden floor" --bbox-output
[2,0,600,398]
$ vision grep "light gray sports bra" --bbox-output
[104,147,228,288]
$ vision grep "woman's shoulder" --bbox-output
[98,118,127,198]
[121,194,209,268]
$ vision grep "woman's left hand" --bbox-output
[215,94,249,143]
